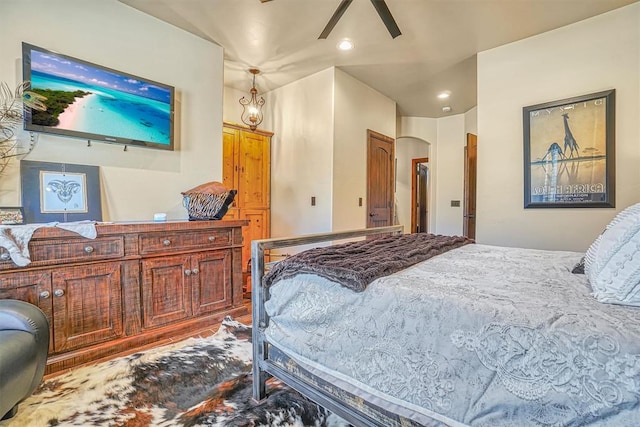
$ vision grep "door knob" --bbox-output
[54,289,65,297]
[369,213,375,217]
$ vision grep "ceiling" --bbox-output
[119,0,637,118]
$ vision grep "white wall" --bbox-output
[398,115,471,235]
[263,68,334,238]
[398,117,438,234]
[395,137,430,232]
[263,67,396,239]
[435,115,466,236]
[0,0,224,221]
[223,85,248,125]
[477,3,640,251]
[465,107,478,136]
[398,116,438,143]
[333,68,396,231]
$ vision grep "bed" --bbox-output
[251,222,640,426]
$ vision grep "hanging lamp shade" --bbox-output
[239,69,265,131]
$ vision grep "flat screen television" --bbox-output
[22,42,175,150]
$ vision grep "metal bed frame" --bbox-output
[250,225,435,427]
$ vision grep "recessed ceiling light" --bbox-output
[442,106,452,113]
[337,39,354,51]
[438,92,450,99]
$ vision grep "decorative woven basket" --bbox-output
[181,182,236,221]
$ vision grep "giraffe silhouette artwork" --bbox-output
[524,90,614,207]
[562,113,580,158]
[542,142,565,162]
[541,142,564,202]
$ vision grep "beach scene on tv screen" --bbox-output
[27,48,172,146]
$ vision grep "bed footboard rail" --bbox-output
[251,225,403,404]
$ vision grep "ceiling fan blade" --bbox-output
[370,0,401,39]
[318,0,353,39]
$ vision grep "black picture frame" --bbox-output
[523,89,615,208]
[0,207,25,225]
[20,160,103,223]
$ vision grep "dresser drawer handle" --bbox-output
[191,268,199,275]
[208,236,216,242]
[54,289,65,297]
[0,253,9,261]
[40,291,51,299]
[163,239,171,246]
[84,245,94,254]
[184,269,192,276]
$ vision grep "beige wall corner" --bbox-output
[477,3,640,251]
[1,0,225,221]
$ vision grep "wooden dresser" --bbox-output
[0,220,248,374]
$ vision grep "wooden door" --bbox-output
[367,130,395,228]
[191,250,232,316]
[0,270,51,314]
[238,208,270,294]
[464,133,477,239]
[238,132,270,209]
[417,164,429,232]
[0,271,53,352]
[222,123,272,293]
[240,209,269,272]
[224,207,240,220]
[222,127,239,193]
[410,157,429,233]
[141,255,192,329]
[51,263,123,353]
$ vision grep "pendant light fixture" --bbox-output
[239,68,265,131]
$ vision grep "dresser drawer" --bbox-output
[28,237,125,265]
[139,229,232,255]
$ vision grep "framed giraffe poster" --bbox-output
[523,89,615,208]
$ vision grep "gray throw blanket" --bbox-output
[263,233,474,292]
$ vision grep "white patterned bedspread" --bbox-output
[264,244,640,426]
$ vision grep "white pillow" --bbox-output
[584,202,640,276]
[583,233,603,276]
[587,211,640,306]
[606,202,640,230]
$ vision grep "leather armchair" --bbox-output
[0,299,49,420]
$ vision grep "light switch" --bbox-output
[451,200,461,207]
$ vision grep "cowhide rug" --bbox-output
[1,317,348,427]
